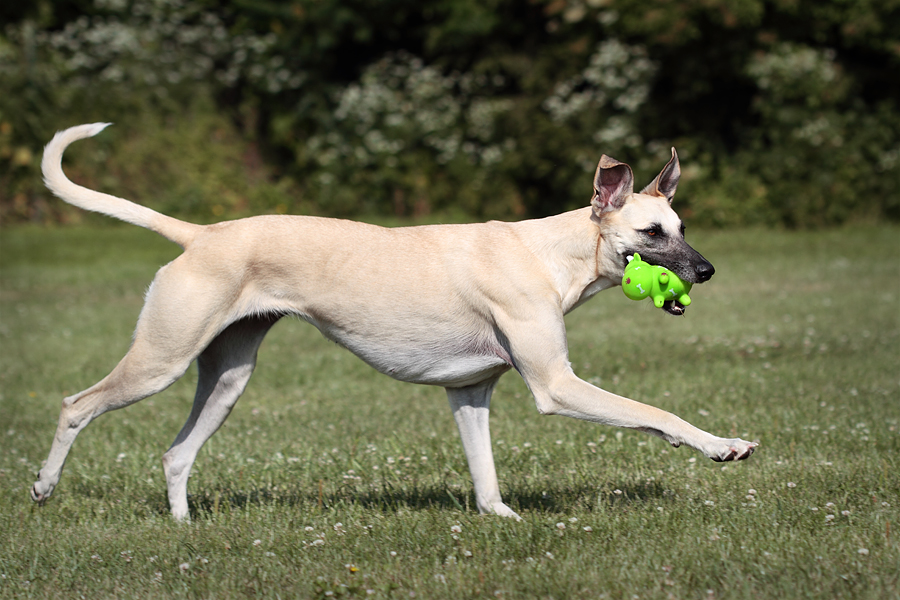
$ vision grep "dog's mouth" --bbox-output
[662,300,687,316]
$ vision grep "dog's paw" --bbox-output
[707,438,759,462]
[482,502,522,521]
[30,480,51,504]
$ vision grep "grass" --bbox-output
[1,223,898,599]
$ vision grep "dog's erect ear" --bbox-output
[641,148,681,204]
[591,155,634,216]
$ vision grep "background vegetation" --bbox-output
[2,0,899,227]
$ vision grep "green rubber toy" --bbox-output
[622,253,693,308]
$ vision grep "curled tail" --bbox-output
[42,123,202,248]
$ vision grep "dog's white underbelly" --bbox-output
[303,317,512,387]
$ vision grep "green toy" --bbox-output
[622,253,693,308]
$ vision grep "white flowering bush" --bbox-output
[297,52,518,216]
[0,0,301,221]
[1,0,897,224]
[544,39,656,150]
[738,42,900,226]
[6,0,295,102]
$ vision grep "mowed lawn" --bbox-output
[0,224,897,599]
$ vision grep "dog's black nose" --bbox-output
[694,261,715,282]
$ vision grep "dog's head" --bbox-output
[590,149,714,316]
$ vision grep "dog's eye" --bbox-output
[640,225,664,239]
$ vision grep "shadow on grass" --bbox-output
[179,479,670,520]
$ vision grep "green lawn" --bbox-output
[1,224,898,599]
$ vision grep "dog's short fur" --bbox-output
[32,123,757,520]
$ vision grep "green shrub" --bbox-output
[2,0,898,227]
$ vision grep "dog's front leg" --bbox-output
[446,378,522,519]
[501,309,758,462]
[534,372,757,461]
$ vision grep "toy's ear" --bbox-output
[641,148,680,204]
[591,155,634,216]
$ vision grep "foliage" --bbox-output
[1,0,898,225]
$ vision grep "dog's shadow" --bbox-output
[169,480,670,520]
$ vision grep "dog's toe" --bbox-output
[31,484,45,504]
[711,449,736,462]
[708,439,758,462]
[737,441,759,460]
[484,502,522,521]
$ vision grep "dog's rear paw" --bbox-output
[482,502,522,521]
[30,471,58,504]
[708,439,759,462]
[31,483,49,504]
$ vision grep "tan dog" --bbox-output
[32,123,757,521]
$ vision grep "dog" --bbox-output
[31,123,757,521]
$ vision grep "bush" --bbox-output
[1,0,897,227]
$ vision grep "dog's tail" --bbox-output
[42,123,202,249]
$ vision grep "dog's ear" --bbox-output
[641,148,681,204]
[591,155,634,216]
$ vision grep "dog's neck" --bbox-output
[511,207,618,313]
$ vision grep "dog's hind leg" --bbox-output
[162,315,279,521]
[31,331,202,505]
[446,378,521,520]
[31,265,236,506]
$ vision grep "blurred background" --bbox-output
[1,0,898,227]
